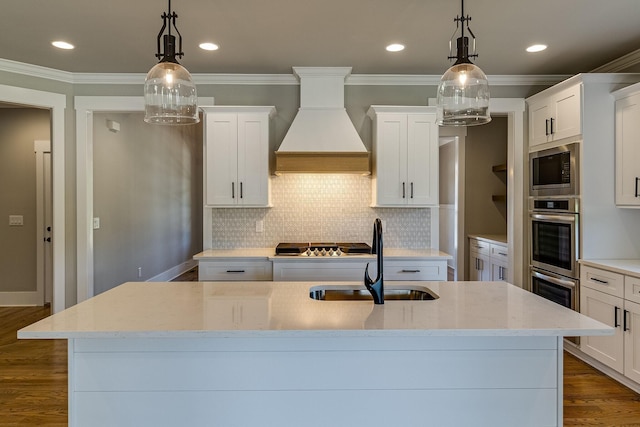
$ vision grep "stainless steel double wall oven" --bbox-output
[529,143,580,312]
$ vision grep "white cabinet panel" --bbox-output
[203,107,274,207]
[198,260,273,281]
[624,300,640,384]
[615,91,640,207]
[528,82,581,149]
[368,106,438,207]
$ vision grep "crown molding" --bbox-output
[591,48,640,73]
[0,58,570,87]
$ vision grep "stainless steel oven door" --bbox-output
[529,211,579,278]
[531,267,578,311]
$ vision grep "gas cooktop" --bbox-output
[275,242,372,257]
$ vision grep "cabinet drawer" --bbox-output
[384,260,447,281]
[198,261,273,281]
[490,244,509,262]
[469,238,490,256]
[580,265,624,298]
[625,276,640,305]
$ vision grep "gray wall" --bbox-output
[92,112,203,294]
[0,108,51,292]
[464,116,509,237]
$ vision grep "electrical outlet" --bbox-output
[93,217,100,229]
[256,220,264,233]
[137,267,142,278]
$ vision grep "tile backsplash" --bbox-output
[210,174,431,248]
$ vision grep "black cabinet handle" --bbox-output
[240,182,243,199]
[615,306,620,328]
[226,270,246,273]
[401,269,421,273]
[591,277,609,285]
[545,119,550,136]
[410,182,414,199]
[232,182,235,199]
[624,309,630,332]
[402,182,406,199]
[635,177,639,198]
[550,117,554,134]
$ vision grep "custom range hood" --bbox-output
[275,67,370,174]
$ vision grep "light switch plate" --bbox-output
[93,217,100,229]
[9,215,23,226]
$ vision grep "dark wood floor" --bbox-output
[2,281,640,425]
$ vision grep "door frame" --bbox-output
[35,139,52,305]
[0,85,66,312]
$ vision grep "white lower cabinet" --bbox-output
[198,260,273,281]
[580,264,640,384]
[469,237,508,282]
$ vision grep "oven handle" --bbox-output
[530,213,577,223]
[531,269,577,289]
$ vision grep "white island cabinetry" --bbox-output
[202,106,275,207]
[19,280,611,427]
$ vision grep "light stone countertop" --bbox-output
[579,259,640,277]
[468,234,508,245]
[19,280,610,339]
[194,248,452,261]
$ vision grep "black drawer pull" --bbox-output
[498,252,507,256]
[591,277,609,285]
[401,269,421,273]
[226,270,246,273]
[636,177,639,198]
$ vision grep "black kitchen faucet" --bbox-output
[364,218,384,304]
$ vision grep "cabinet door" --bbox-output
[237,114,270,206]
[469,252,491,281]
[528,98,552,148]
[491,260,508,282]
[624,300,640,383]
[407,114,438,206]
[376,115,408,205]
[552,84,582,141]
[205,114,239,206]
[580,287,624,373]
[615,93,640,206]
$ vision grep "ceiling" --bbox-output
[2,0,640,76]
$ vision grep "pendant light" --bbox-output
[436,0,490,126]
[144,0,199,125]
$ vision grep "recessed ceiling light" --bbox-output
[386,43,405,52]
[51,41,74,50]
[526,44,547,53]
[199,42,219,51]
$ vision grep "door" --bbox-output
[237,113,269,206]
[580,286,624,373]
[35,140,53,305]
[205,114,239,206]
[624,300,640,383]
[615,93,640,206]
[407,114,437,205]
[376,115,407,205]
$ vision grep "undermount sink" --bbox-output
[309,285,439,301]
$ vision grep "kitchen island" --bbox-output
[19,280,610,427]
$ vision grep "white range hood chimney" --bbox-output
[275,67,370,174]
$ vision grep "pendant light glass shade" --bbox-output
[144,61,199,125]
[436,0,490,126]
[436,62,490,126]
[143,0,199,125]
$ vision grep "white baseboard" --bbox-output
[564,342,640,394]
[0,291,41,306]
[147,259,198,282]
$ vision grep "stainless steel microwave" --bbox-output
[530,143,579,197]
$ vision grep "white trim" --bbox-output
[34,140,51,307]
[591,48,640,73]
[75,96,214,303]
[0,85,65,312]
[429,98,526,287]
[147,260,198,282]
[0,292,41,306]
[0,58,570,87]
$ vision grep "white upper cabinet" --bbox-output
[528,83,582,148]
[202,106,275,207]
[367,106,438,207]
[614,86,640,207]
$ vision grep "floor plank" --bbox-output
[2,303,640,425]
